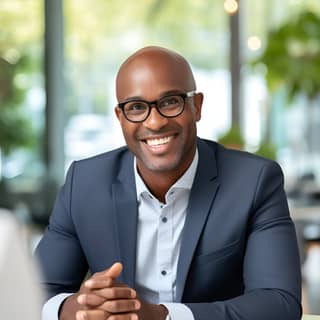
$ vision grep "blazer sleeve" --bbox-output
[35,162,88,299]
[185,161,302,320]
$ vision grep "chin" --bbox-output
[143,158,181,173]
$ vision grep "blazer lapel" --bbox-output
[176,139,220,301]
[112,152,138,288]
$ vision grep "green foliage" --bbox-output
[0,55,28,106]
[252,10,320,102]
[0,55,35,154]
[217,126,245,149]
[254,142,277,160]
[0,1,41,155]
[0,108,34,154]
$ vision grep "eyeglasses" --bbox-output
[117,90,196,123]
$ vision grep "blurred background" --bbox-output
[1,0,320,314]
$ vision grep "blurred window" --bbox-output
[63,0,230,166]
[0,1,44,193]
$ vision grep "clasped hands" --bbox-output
[59,262,168,320]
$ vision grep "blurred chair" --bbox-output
[0,208,43,319]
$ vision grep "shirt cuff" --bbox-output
[161,302,195,320]
[42,293,73,320]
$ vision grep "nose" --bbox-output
[143,105,169,130]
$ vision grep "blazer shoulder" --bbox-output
[67,146,133,181]
[74,145,130,166]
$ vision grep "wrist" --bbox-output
[139,302,169,320]
[59,293,81,320]
[158,304,169,319]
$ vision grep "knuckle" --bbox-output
[112,300,122,311]
[104,300,117,312]
[108,300,127,312]
[108,314,136,320]
[131,300,136,309]
[82,295,89,304]
[108,288,117,299]
[121,288,134,298]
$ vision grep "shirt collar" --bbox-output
[134,149,199,200]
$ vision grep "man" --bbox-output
[36,46,302,320]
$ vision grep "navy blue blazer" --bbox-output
[36,138,302,320]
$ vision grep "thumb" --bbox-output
[105,262,123,279]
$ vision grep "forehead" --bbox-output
[116,51,194,101]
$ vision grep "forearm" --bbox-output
[59,293,82,320]
[42,293,73,320]
[185,289,302,320]
[139,303,169,320]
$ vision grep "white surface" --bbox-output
[0,209,43,320]
[289,206,320,222]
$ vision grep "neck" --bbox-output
[139,171,179,203]
[137,156,194,203]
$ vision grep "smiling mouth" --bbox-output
[145,135,174,146]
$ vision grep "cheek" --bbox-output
[178,111,198,131]
[121,126,132,140]
[119,121,138,144]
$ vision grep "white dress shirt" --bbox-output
[134,151,198,320]
[42,150,198,320]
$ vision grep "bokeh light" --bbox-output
[224,0,239,15]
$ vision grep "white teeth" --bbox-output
[146,136,173,146]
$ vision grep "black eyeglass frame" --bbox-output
[117,90,196,123]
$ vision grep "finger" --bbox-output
[76,310,138,320]
[99,299,140,313]
[105,262,123,278]
[86,263,122,289]
[76,309,106,320]
[77,293,106,307]
[94,287,136,300]
[85,278,114,290]
[108,314,138,320]
[91,263,122,280]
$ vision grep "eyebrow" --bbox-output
[119,90,186,104]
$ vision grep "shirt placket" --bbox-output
[157,200,174,302]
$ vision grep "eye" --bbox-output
[125,102,148,114]
[160,96,180,108]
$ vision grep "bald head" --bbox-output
[116,46,196,102]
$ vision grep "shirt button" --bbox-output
[161,270,167,276]
[162,217,168,223]
[160,205,163,209]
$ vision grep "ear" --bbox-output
[193,92,203,122]
[114,106,122,121]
